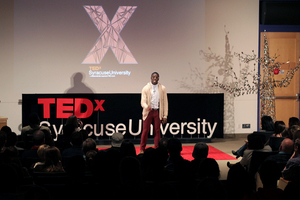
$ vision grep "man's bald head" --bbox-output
[280,138,294,153]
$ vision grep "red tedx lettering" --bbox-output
[38,98,55,118]
[74,98,94,118]
[94,99,105,111]
[38,98,105,119]
[57,98,73,118]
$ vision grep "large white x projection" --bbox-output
[82,5,138,64]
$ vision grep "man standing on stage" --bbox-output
[140,72,168,154]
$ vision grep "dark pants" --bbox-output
[140,110,161,151]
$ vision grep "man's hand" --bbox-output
[147,106,152,111]
[162,118,167,125]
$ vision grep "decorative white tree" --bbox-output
[213,34,300,120]
[178,28,300,128]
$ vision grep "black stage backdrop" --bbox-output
[22,94,224,141]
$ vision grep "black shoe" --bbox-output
[232,150,238,155]
[227,161,232,168]
[232,150,240,159]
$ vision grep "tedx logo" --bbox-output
[82,6,138,64]
[38,98,105,119]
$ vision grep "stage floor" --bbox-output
[97,134,247,180]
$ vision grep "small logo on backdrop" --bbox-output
[88,66,131,77]
[82,6,138,64]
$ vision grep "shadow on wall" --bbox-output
[177,28,235,134]
[64,72,95,94]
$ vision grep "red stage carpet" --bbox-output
[98,145,236,161]
[181,145,236,161]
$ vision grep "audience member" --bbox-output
[292,129,300,141]
[281,181,300,200]
[65,115,81,131]
[265,138,294,170]
[61,131,84,169]
[0,164,19,200]
[158,137,169,149]
[55,115,81,151]
[191,142,208,172]
[249,160,283,200]
[273,121,286,137]
[288,117,300,127]
[85,150,97,171]
[33,144,50,169]
[41,129,55,147]
[140,147,166,183]
[0,127,20,156]
[0,131,7,152]
[21,130,45,169]
[282,131,300,200]
[62,131,83,158]
[226,163,254,200]
[65,155,86,183]
[82,137,97,155]
[139,138,169,184]
[120,140,137,157]
[0,133,23,174]
[64,155,89,199]
[79,129,89,141]
[173,159,197,199]
[91,148,122,200]
[21,113,52,149]
[286,125,300,139]
[97,132,124,155]
[34,146,64,172]
[110,132,124,151]
[3,132,19,156]
[282,138,300,182]
[120,156,143,187]
[281,128,291,139]
[232,116,274,158]
[196,177,227,200]
[119,156,144,200]
[261,115,275,131]
[197,158,220,180]
[0,125,12,134]
[164,138,184,175]
[139,147,154,177]
[55,124,74,151]
[228,133,272,170]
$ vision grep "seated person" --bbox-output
[62,131,84,169]
[232,116,274,158]
[265,138,294,171]
[21,130,45,169]
[82,138,97,156]
[164,138,184,173]
[273,121,286,137]
[228,133,272,171]
[34,146,64,172]
[21,113,53,148]
[288,117,300,127]
[191,142,208,172]
[62,131,84,158]
[250,160,283,200]
[288,125,300,140]
[101,132,124,153]
[282,138,300,182]
[33,144,50,169]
